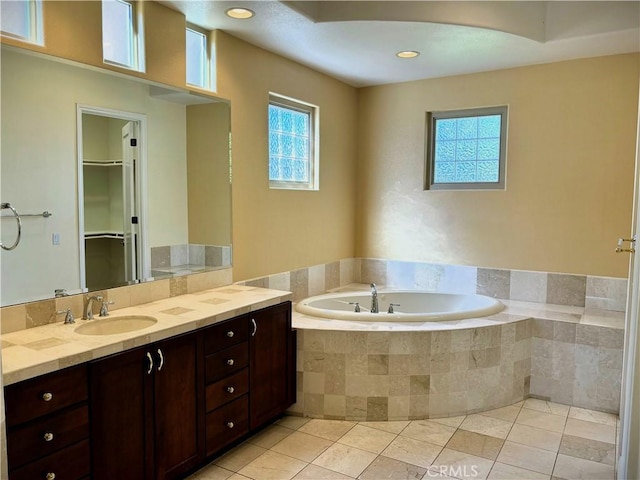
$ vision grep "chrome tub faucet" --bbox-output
[371,283,379,313]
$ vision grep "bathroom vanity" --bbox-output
[2,289,295,480]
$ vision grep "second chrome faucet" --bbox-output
[83,295,115,320]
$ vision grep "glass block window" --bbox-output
[102,0,141,71]
[268,94,319,190]
[186,27,208,89]
[0,0,43,45]
[426,106,507,190]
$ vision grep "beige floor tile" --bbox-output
[559,434,616,466]
[515,409,567,433]
[496,441,556,475]
[507,423,562,452]
[431,448,495,480]
[553,453,615,480]
[292,464,354,480]
[446,429,504,460]
[487,462,550,480]
[299,419,356,441]
[564,418,616,444]
[430,415,467,428]
[359,420,410,434]
[479,405,521,423]
[271,431,334,462]
[337,424,396,454]
[247,425,294,449]
[523,399,570,417]
[382,435,443,469]
[188,464,234,479]
[568,407,618,427]
[312,443,377,478]
[400,420,457,446]
[228,475,252,480]
[459,414,513,440]
[238,450,307,480]
[512,400,525,407]
[277,416,312,430]
[359,455,427,480]
[215,444,268,472]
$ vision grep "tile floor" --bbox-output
[188,399,619,480]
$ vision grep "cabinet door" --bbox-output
[249,302,293,429]
[154,331,204,480]
[90,346,154,480]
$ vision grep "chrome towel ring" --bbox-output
[1,202,22,251]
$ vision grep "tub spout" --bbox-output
[370,283,379,313]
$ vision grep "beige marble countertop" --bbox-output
[1,285,292,386]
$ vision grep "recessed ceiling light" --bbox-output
[396,51,420,59]
[225,7,255,19]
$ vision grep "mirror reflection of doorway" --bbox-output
[78,106,146,292]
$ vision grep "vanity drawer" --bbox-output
[5,365,88,427]
[204,315,249,354]
[9,439,90,480]
[206,342,249,383]
[7,405,89,468]
[206,368,249,412]
[206,395,249,455]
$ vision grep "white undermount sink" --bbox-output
[74,315,158,336]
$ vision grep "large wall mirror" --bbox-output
[0,46,232,307]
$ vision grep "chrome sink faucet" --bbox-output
[83,295,103,320]
[370,283,379,313]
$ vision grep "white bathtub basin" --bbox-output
[296,290,504,322]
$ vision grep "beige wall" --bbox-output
[1,1,187,89]
[357,54,640,277]
[215,32,358,281]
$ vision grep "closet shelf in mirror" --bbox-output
[85,232,124,240]
[83,159,123,167]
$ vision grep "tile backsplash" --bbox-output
[0,268,233,335]
[1,257,628,335]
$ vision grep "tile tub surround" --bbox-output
[358,258,628,311]
[189,401,619,480]
[0,285,291,386]
[235,257,627,311]
[290,322,532,421]
[291,297,624,420]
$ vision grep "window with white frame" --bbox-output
[426,106,507,190]
[0,0,43,45]
[268,94,319,190]
[102,0,142,71]
[186,26,208,89]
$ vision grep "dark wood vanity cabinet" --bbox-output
[89,331,204,480]
[3,301,295,479]
[4,364,90,480]
[249,302,297,430]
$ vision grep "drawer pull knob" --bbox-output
[226,386,235,394]
[43,432,54,442]
[45,473,56,480]
[227,421,235,429]
[42,392,53,402]
[226,331,234,338]
[227,359,235,366]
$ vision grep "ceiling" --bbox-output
[160,1,640,87]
